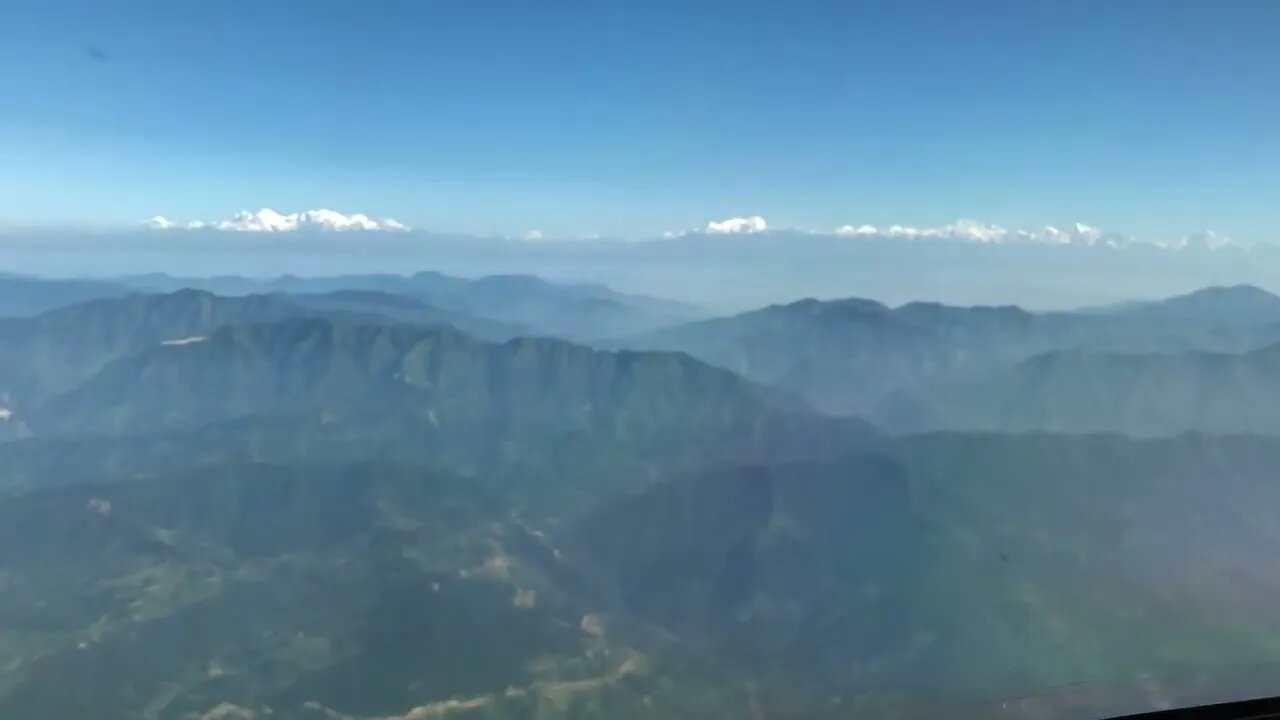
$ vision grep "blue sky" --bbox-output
[1,0,1277,242]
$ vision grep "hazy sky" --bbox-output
[2,0,1278,243]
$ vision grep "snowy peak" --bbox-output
[706,216,768,234]
[835,218,1127,246]
[144,208,410,232]
[1172,230,1240,251]
[144,216,177,230]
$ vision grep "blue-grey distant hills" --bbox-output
[0,270,706,341]
[0,279,665,401]
[627,285,1280,417]
[878,342,1280,436]
[0,288,524,430]
[1090,284,1280,323]
[0,290,304,407]
[0,273,131,317]
[121,270,706,340]
[0,289,860,500]
[32,316,816,444]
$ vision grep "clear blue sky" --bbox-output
[1,0,1277,241]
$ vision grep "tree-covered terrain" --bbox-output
[3,280,1280,719]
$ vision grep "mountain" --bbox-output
[0,274,129,317]
[878,342,1280,436]
[5,430,1280,718]
[0,306,882,719]
[0,288,543,418]
[0,290,306,409]
[1098,284,1280,324]
[120,270,464,297]
[30,318,868,496]
[10,282,1280,719]
[625,297,1055,415]
[38,317,780,431]
[120,271,706,340]
[184,207,410,232]
[0,461,615,719]
[285,289,527,341]
[577,433,1280,717]
[626,293,1280,416]
[0,455,864,720]
[452,273,702,340]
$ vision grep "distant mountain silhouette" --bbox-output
[286,288,527,340]
[1096,284,1280,323]
[628,292,1280,415]
[628,297,1060,414]
[32,316,848,462]
[121,271,705,340]
[0,274,129,317]
[879,342,1280,435]
[0,290,305,408]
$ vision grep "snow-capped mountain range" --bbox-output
[140,209,1242,251]
[145,208,409,232]
[832,219,1126,246]
[694,215,1241,249]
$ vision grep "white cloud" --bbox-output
[706,216,767,234]
[144,208,410,232]
[522,229,545,241]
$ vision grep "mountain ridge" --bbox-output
[1088,284,1280,322]
[628,291,1280,415]
[120,271,706,340]
[33,315,822,443]
[878,340,1280,435]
